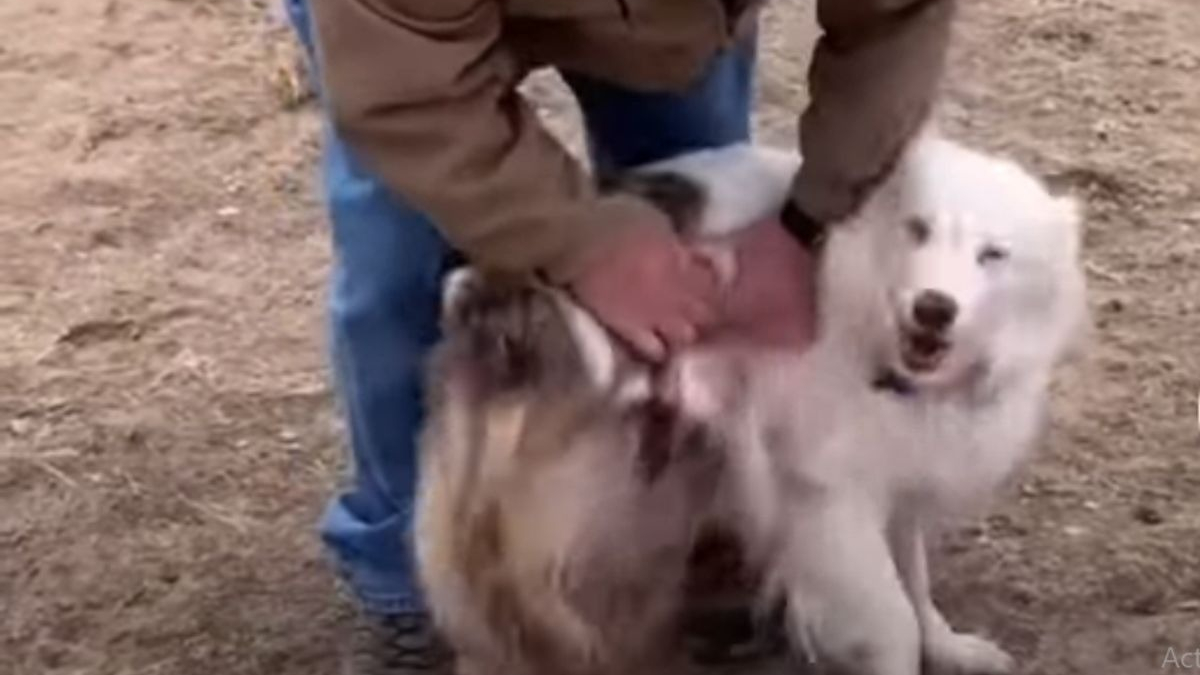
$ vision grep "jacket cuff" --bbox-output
[779,199,828,251]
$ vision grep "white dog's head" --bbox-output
[821,136,1086,391]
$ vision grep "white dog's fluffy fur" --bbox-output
[419,131,1087,675]
[567,133,1088,674]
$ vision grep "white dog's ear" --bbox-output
[1050,194,1084,261]
[910,119,944,149]
[896,120,946,170]
[1046,194,1092,365]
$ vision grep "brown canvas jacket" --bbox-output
[309,0,955,282]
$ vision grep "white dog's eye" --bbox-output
[977,244,1009,266]
[906,217,930,245]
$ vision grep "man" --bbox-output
[284,0,955,673]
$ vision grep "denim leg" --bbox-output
[319,138,458,615]
[285,0,456,614]
[562,31,757,173]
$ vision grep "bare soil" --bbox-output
[2,1,1198,674]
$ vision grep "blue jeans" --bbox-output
[285,0,755,614]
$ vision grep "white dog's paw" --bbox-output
[924,631,1015,675]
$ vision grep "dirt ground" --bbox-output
[2,0,1199,674]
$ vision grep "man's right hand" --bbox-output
[569,226,720,362]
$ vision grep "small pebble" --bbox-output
[7,417,34,437]
[1128,593,1164,616]
[1133,504,1164,525]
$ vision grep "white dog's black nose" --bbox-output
[912,290,958,331]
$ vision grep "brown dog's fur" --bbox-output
[415,273,725,675]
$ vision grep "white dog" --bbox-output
[562,133,1087,673]
[653,134,1088,675]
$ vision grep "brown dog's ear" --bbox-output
[440,274,589,393]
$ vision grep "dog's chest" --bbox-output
[846,392,1036,509]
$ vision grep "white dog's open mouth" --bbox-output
[901,330,951,373]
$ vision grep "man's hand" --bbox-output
[569,226,720,362]
[705,219,817,351]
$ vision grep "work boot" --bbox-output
[343,608,455,675]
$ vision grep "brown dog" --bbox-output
[414,272,726,675]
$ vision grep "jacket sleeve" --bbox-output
[792,0,957,223]
[308,0,669,282]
